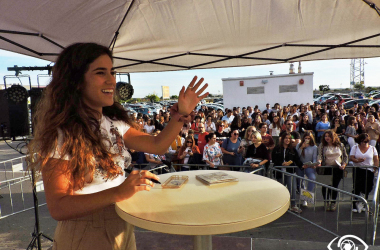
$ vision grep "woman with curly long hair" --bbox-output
[317,130,348,212]
[27,43,208,250]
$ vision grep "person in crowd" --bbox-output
[258,122,275,157]
[365,115,380,147]
[360,112,367,126]
[203,133,223,169]
[198,110,206,123]
[191,115,202,141]
[269,115,282,146]
[253,115,263,130]
[215,121,229,140]
[155,116,165,131]
[241,116,251,131]
[346,116,359,149]
[281,116,296,131]
[292,115,299,127]
[26,43,208,249]
[315,113,330,143]
[217,110,224,121]
[181,123,191,138]
[230,115,244,137]
[317,130,348,212]
[356,113,366,135]
[349,133,379,213]
[298,113,313,137]
[295,132,318,207]
[245,131,269,175]
[280,120,301,147]
[177,135,201,171]
[272,132,303,213]
[239,126,255,158]
[197,123,209,155]
[153,113,160,129]
[167,131,185,164]
[262,112,271,127]
[221,129,244,170]
[144,118,155,134]
[345,109,355,126]
[265,103,272,114]
[331,117,345,136]
[222,109,235,125]
[205,115,216,133]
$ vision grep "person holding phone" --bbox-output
[365,115,380,146]
[177,135,201,171]
[245,131,269,175]
[295,132,318,207]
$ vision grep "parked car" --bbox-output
[324,95,353,105]
[369,93,380,100]
[350,92,363,99]
[133,107,155,117]
[369,99,380,106]
[343,99,371,109]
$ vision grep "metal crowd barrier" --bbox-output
[0,155,28,181]
[268,165,379,245]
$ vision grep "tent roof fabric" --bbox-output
[1,0,380,73]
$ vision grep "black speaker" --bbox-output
[29,87,44,133]
[0,90,11,138]
[0,87,29,139]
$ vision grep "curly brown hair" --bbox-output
[321,130,341,147]
[27,43,136,189]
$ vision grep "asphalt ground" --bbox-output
[1,140,380,250]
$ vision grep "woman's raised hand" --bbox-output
[177,76,209,115]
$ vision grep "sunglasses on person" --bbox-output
[186,141,193,143]
[233,133,239,135]
[287,123,294,126]
[198,126,204,128]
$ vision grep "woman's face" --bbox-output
[273,116,279,123]
[210,135,217,144]
[83,54,116,113]
[303,115,308,122]
[231,130,239,139]
[334,119,340,125]
[251,135,258,143]
[207,117,212,122]
[283,135,291,145]
[322,115,327,121]
[324,133,332,143]
[255,116,261,122]
[369,116,375,123]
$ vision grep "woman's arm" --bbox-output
[43,159,157,221]
[123,77,208,155]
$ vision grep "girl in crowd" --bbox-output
[315,113,330,143]
[295,132,318,207]
[317,130,348,212]
[346,116,359,149]
[205,115,216,133]
[143,118,155,134]
[245,131,269,175]
[221,129,244,170]
[298,113,313,137]
[177,135,201,171]
[203,133,223,169]
[331,117,345,137]
[269,115,281,146]
[230,116,244,138]
[191,115,202,140]
[215,121,229,139]
[365,115,380,146]
[27,43,208,250]
[239,126,256,158]
[349,133,379,213]
[356,113,366,134]
[272,132,303,213]
[217,110,224,121]
[253,115,262,129]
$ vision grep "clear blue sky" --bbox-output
[1,49,379,98]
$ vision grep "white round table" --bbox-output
[116,170,289,250]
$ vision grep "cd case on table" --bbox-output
[196,172,238,185]
[161,175,189,189]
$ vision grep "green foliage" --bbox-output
[145,94,160,103]
[365,86,377,93]
[353,83,365,91]
[170,95,179,99]
[319,85,330,94]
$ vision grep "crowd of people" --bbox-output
[131,101,380,214]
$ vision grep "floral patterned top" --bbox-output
[203,143,223,167]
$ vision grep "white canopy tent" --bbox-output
[0,0,379,73]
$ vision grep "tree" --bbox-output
[145,93,160,103]
[365,86,377,93]
[170,95,179,99]
[353,83,364,91]
[319,85,330,95]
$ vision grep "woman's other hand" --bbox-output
[115,170,158,202]
[178,76,209,115]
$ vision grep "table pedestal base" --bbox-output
[193,235,212,250]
